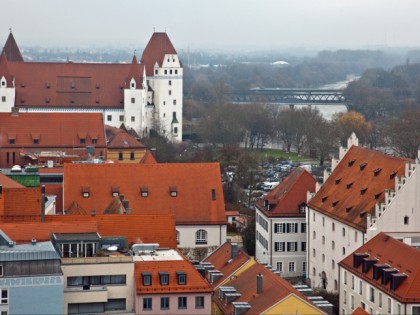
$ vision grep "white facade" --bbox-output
[308,210,364,292]
[0,75,15,113]
[148,54,183,142]
[176,224,226,249]
[255,208,308,278]
[339,267,420,315]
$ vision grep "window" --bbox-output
[351,295,354,310]
[404,216,409,225]
[141,187,148,197]
[195,296,204,309]
[170,70,173,74]
[334,280,338,291]
[277,262,283,272]
[313,267,316,276]
[164,70,168,75]
[176,230,180,244]
[107,115,112,121]
[142,272,152,286]
[342,227,346,236]
[173,99,176,105]
[178,297,187,309]
[302,261,307,273]
[118,152,123,160]
[130,152,135,160]
[175,69,178,74]
[322,236,325,245]
[369,287,375,303]
[169,90,172,95]
[143,298,152,310]
[351,276,355,289]
[119,115,124,122]
[274,242,285,252]
[159,272,169,285]
[322,217,325,226]
[301,242,306,252]
[289,223,298,233]
[344,271,347,285]
[343,290,347,305]
[301,223,307,233]
[79,138,86,144]
[332,222,335,231]
[131,116,135,122]
[313,248,316,258]
[355,231,358,242]
[174,127,178,134]
[0,289,7,304]
[332,241,335,250]
[33,139,39,144]
[131,83,135,88]
[274,223,284,233]
[387,298,391,313]
[195,230,207,244]
[342,247,346,255]
[82,187,90,198]
[170,186,177,197]
[287,242,297,252]
[155,69,158,75]
[288,262,295,272]
[313,212,316,221]
[169,80,172,86]
[361,302,366,310]
[332,259,335,269]
[0,265,3,277]
[161,297,169,310]
[92,139,97,144]
[1,96,5,102]
[379,292,382,308]
[322,254,325,263]
[173,112,177,120]
[359,280,363,295]
[313,231,316,240]
[176,271,187,285]
[8,139,14,145]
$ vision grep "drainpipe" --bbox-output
[41,185,46,222]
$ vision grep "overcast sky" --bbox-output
[1,0,419,51]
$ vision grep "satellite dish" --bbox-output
[107,246,118,252]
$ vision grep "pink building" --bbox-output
[134,247,212,314]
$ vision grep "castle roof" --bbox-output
[308,146,409,232]
[1,31,23,62]
[141,32,178,76]
[256,168,317,217]
[340,233,420,303]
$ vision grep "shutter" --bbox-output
[295,242,298,251]
[281,242,285,252]
[295,223,298,233]
[286,224,290,233]
[287,242,290,252]
[301,223,305,233]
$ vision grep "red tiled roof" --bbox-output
[141,32,178,76]
[0,221,98,244]
[340,233,420,303]
[202,242,251,288]
[352,307,369,315]
[1,32,23,62]
[105,125,145,149]
[6,61,141,108]
[256,168,316,217]
[140,151,157,164]
[0,173,24,188]
[225,211,240,216]
[213,262,323,314]
[308,146,409,231]
[0,52,13,87]
[0,112,106,148]
[3,187,42,216]
[135,256,212,294]
[63,163,226,225]
[45,213,177,248]
[126,55,145,87]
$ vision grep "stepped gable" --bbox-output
[308,146,410,232]
[0,52,13,87]
[63,163,226,225]
[7,61,131,108]
[1,31,23,62]
[340,232,420,302]
[141,32,177,76]
[256,168,317,217]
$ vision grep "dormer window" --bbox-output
[346,206,353,213]
[1,96,5,102]
[360,162,367,171]
[1,81,5,86]
[177,271,187,285]
[360,187,368,195]
[346,182,353,189]
[131,97,135,103]
[131,83,135,88]
[374,168,382,176]
[7,133,16,145]
[112,187,119,197]
[299,203,306,214]
[169,186,177,197]
[390,171,397,180]
[348,159,355,167]
[142,272,152,286]
[335,178,341,184]
[332,200,339,207]
[374,192,382,199]
[159,272,169,285]
[140,187,148,197]
[82,187,90,198]
[155,69,158,75]
[8,139,15,145]
[79,138,86,144]
[321,196,328,203]
[46,82,51,88]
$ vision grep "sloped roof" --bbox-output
[1,31,23,62]
[0,221,98,244]
[202,242,251,288]
[126,55,144,87]
[141,32,178,76]
[0,112,106,148]
[63,163,226,225]
[135,257,212,294]
[139,151,157,164]
[0,52,13,87]
[45,213,177,247]
[352,307,369,315]
[340,232,420,303]
[3,187,42,216]
[6,61,141,108]
[308,146,409,231]
[0,173,24,188]
[105,125,146,149]
[213,262,324,314]
[256,168,317,217]
[103,197,126,214]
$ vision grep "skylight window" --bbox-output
[359,162,367,171]
[169,186,177,197]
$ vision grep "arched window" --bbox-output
[195,230,207,245]
[404,216,409,225]
[176,230,180,244]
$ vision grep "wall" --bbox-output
[177,224,226,248]
[106,148,146,164]
[265,294,324,315]
[0,79,14,113]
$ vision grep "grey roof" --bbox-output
[53,232,100,241]
[0,241,60,261]
[45,195,57,209]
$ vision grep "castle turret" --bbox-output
[0,52,15,113]
[1,30,24,62]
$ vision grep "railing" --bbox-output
[61,256,132,265]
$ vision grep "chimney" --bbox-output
[11,107,19,116]
[31,238,36,245]
[231,243,238,260]
[41,185,46,223]
[257,273,263,294]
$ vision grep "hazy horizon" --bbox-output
[1,0,420,51]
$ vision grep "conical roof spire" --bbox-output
[0,52,13,87]
[1,30,24,62]
[126,52,143,88]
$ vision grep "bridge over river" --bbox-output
[227,88,346,106]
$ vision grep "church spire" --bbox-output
[1,30,24,62]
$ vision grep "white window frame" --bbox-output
[277,261,283,273]
[274,242,285,252]
[288,261,295,272]
[195,229,207,244]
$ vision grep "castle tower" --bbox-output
[141,32,183,142]
[1,30,24,62]
[0,52,15,113]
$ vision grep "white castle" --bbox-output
[0,31,183,142]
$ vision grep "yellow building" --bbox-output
[105,125,146,163]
